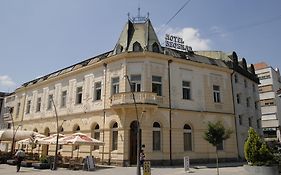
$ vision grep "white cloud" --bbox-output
[0,75,16,91]
[164,27,211,50]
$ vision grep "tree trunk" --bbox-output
[216,149,219,175]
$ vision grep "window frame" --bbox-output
[61,90,67,108]
[94,82,102,101]
[182,81,191,100]
[152,76,162,96]
[153,122,161,151]
[183,124,192,151]
[76,87,83,104]
[213,85,221,103]
[111,77,120,95]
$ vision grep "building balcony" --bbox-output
[110,91,162,108]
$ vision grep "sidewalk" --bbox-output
[0,162,247,175]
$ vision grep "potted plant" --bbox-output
[32,155,50,169]
[244,127,278,175]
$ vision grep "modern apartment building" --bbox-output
[2,17,262,165]
[254,62,281,141]
[196,51,262,159]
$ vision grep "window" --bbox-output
[182,81,191,100]
[131,75,141,92]
[36,98,41,112]
[76,87,83,104]
[112,122,118,151]
[61,91,67,108]
[244,79,247,88]
[16,103,20,117]
[238,115,243,125]
[213,85,221,103]
[257,119,261,129]
[248,117,252,127]
[255,101,258,109]
[112,77,120,95]
[260,98,275,106]
[94,82,102,100]
[257,72,271,80]
[236,94,240,104]
[252,84,256,92]
[133,42,143,52]
[152,76,162,96]
[234,74,238,83]
[216,141,224,151]
[153,122,161,151]
[183,124,192,151]
[152,42,160,53]
[26,100,31,114]
[93,124,100,150]
[47,94,53,110]
[246,97,250,107]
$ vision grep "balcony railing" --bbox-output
[111,92,159,106]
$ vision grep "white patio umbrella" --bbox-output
[17,134,46,154]
[59,132,104,158]
[37,134,65,145]
[0,129,44,142]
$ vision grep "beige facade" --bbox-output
[196,51,262,159]
[2,18,240,165]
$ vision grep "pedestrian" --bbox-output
[15,148,25,172]
[140,149,145,167]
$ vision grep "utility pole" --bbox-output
[124,75,141,175]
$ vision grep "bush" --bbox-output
[39,155,48,163]
[244,127,275,166]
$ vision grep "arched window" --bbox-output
[112,122,118,151]
[153,122,161,151]
[93,124,100,150]
[152,42,160,53]
[116,44,123,54]
[133,42,143,52]
[183,124,192,151]
[73,125,80,151]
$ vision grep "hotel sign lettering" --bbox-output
[165,34,192,52]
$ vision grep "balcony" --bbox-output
[110,91,161,108]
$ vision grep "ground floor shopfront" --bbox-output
[12,107,238,166]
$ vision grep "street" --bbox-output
[0,163,248,175]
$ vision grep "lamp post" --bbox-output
[9,107,21,155]
[11,124,22,155]
[50,97,59,170]
[124,75,142,175]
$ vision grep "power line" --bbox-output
[206,14,281,37]
[157,0,192,34]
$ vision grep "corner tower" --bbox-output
[113,16,163,55]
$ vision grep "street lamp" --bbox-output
[50,97,60,170]
[124,75,143,175]
[9,107,22,155]
[11,124,22,155]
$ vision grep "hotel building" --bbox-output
[1,17,261,165]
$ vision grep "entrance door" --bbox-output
[130,121,141,165]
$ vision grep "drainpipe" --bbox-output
[230,71,240,160]
[168,59,173,165]
[102,63,107,164]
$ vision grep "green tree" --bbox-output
[204,121,232,175]
[244,127,273,166]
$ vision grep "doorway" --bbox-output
[130,121,141,165]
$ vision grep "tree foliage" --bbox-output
[204,121,232,147]
[244,127,274,166]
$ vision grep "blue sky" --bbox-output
[1,0,281,92]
